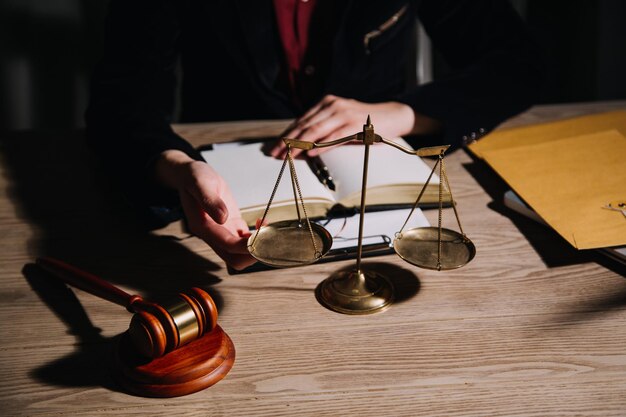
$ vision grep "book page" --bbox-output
[201,142,335,213]
[319,138,440,201]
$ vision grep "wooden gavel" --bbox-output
[36,257,218,359]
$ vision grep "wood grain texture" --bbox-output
[1,101,625,416]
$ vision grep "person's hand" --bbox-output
[266,95,441,159]
[155,150,256,270]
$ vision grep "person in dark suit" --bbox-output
[86,0,543,269]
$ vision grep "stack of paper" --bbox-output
[468,110,626,251]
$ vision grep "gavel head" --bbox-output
[126,287,218,358]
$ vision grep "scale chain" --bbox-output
[397,158,440,237]
[248,153,290,250]
[440,157,466,238]
[437,153,444,270]
[287,151,321,258]
[287,147,302,222]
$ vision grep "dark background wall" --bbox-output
[1,0,109,130]
[1,0,625,131]
[524,0,626,103]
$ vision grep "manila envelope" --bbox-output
[480,130,626,250]
[469,110,626,158]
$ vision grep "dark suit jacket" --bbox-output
[86,0,543,222]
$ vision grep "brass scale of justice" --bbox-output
[248,116,476,315]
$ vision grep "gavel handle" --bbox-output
[36,257,141,312]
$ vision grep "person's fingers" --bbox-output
[205,225,256,271]
[288,116,347,159]
[203,220,252,255]
[263,119,299,156]
[223,252,257,271]
[274,143,291,160]
[298,115,346,142]
[271,140,291,159]
[180,190,239,247]
[232,234,252,254]
[227,217,251,238]
[216,181,244,220]
[184,174,228,224]
[271,121,309,158]
[179,189,210,229]
[176,165,257,270]
[269,117,309,158]
[307,125,358,156]
[185,205,256,269]
[298,100,339,131]
[270,95,338,158]
[263,138,285,157]
[255,217,268,229]
[298,94,336,124]
[199,218,256,269]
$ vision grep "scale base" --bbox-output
[315,269,394,315]
[112,325,235,397]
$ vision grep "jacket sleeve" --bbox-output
[397,0,545,147]
[85,0,201,225]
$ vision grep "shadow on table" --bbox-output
[23,263,122,392]
[3,129,225,298]
[2,129,228,391]
[362,261,421,303]
[550,283,626,327]
[462,152,626,276]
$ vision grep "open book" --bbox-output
[201,138,450,227]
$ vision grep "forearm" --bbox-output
[388,101,442,137]
[154,149,197,190]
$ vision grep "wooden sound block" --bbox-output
[112,325,235,397]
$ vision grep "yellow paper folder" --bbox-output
[480,130,626,249]
[469,110,626,158]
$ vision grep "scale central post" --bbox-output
[315,116,394,315]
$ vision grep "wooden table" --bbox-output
[1,101,625,416]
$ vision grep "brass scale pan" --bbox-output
[393,227,475,270]
[248,221,474,270]
[248,220,333,268]
[247,131,474,270]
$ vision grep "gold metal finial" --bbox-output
[362,115,375,145]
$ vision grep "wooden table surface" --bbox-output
[1,101,625,416]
